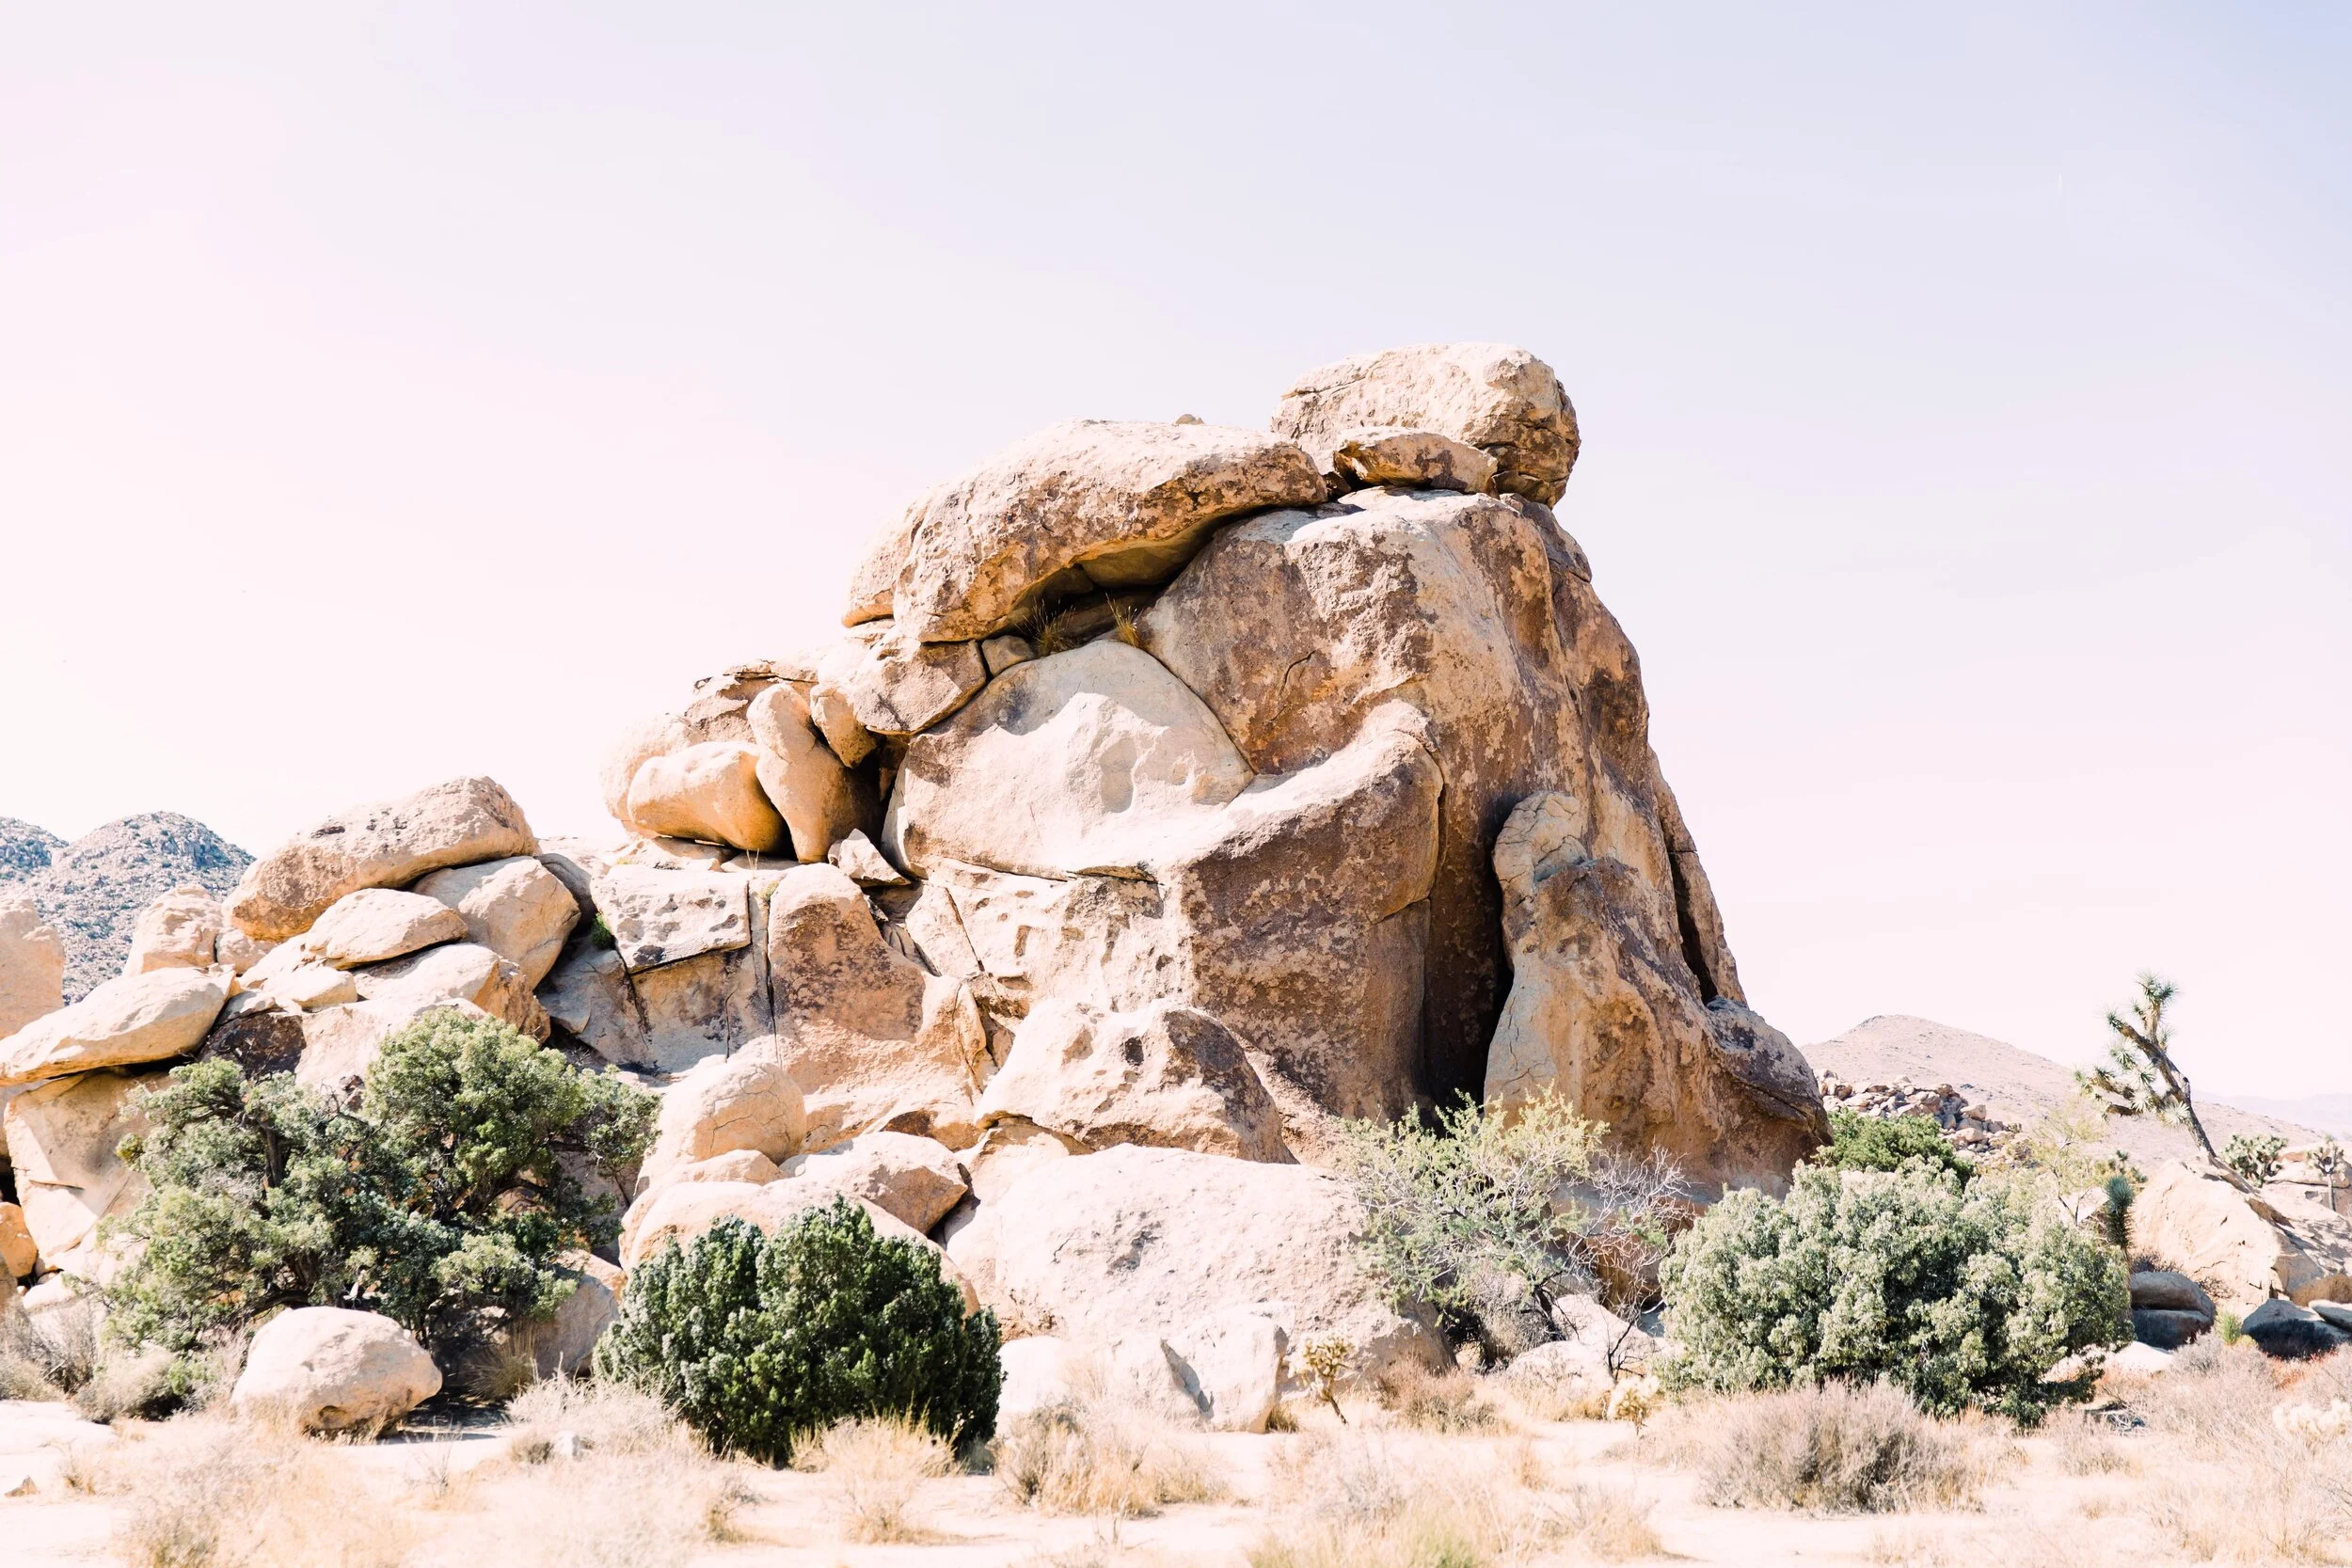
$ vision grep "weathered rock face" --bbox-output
[637,1047,806,1190]
[977,1000,1287,1164]
[626,742,787,853]
[2133,1161,2321,1314]
[766,863,986,1150]
[776,1131,969,1233]
[1484,792,1826,1190]
[230,1307,441,1433]
[0,967,228,1087]
[4,1068,163,1273]
[1271,342,1580,504]
[0,897,65,1038]
[1136,481,1786,1162]
[814,625,988,738]
[352,942,548,1040]
[850,420,1327,643]
[885,639,1253,880]
[226,777,536,942]
[946,1145,1442,1382]
[746,684,861,864]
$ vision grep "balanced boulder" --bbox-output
[286,888,468,970]
[849,419,1326,643]
[225,776,535,942]
[230,1307,441,1433]
[1271,342,1580,504]
[624,741,787,852]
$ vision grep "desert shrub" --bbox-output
[1372,1360,1497,1433]
[1337,1089,1686,1354]
[993,1395,1225,1515]
[2142,1428,2352,1563]
[0,1294,97,1399]
[799,1415,953,1541]
[1660,1164,2129,1422]
[105,1012,656,1364]
[596,1204,999,1465]
[2224,1132,2288,1187]
[1661,1383,1992,1513]
[1821,1110,1974,1181]
[2115,1333,2279,1443]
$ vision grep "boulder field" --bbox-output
[0,341,1830,1402]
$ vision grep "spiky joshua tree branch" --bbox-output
[2076,973,2217,1166]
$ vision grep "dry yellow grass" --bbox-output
[87,1416,421,1568]
[994,1396,1226,1517]
[1649,1383,1996,1513]
[797,1414,954,1542]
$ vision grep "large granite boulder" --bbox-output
[119,886,223,975]
[411,856,578,990]
[848,419,1326,642]
[230,1307,441,1433]
[1270,342,1580,504]
[637,1046,806,1191]
[0,966,228,1086]
[946,1144,1443,1382]
[279,889,467,970]
[977,1000,1287,1164]
[225,777,535,942]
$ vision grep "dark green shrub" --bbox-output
[2222,1132,2286,1186]
[107,1010,657,1361]
[1659,1164,2129,1423]
[1820,1109,1973,1181]
[596,1204,1001,1465]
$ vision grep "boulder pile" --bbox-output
[1816,1072,2016,1155]
[1,342,1830,1397]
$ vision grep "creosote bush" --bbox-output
[1660,1164,2129,1423]
[1337,1089,1686,1354]
[1821,1109,1974,1181]
[105,1010,657,1371]
[596,1203,1000,1465]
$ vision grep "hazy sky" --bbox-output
[3,4,2345,1095]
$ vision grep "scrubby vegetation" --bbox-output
[1820,1108,1974,1180]
[1660,1162,2129,1421]
[994,1395,1227,1516]
[596,1203,1001,1465]
[1656,1381,1994,1513]
[1337,1089,1685,1355]
[104,1011,657,1370]
[2225,1131,2289,1186]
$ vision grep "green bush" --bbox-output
[1658,1164,2129,1423]
[2222,1132,2286,1186]
[107,1010,657,1361]
[1820,1109,1973,1181]
[596,1203,1001,1465]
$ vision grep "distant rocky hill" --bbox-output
[1804,1013,2326,1167]
[0,813,253,1001]
[2227,1094,2352,1140]
[0,817,66,880]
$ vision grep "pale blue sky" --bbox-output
[3,4,2345,1093]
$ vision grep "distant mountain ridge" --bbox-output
[0,812,253,1001]
[2223,1094,2352,1141]
[1804,1013,2328,1168]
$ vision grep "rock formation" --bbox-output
[1,341,1821,1375]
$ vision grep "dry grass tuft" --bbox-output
[1257,1429,1659,1566]
[1653,1383,1993,1513]
[2138,1427,2352,1563]
[995,1395,1226,1517]
[90,1417,421,1568]
[1375,1361,1499,1433]
[2044,1410,2137,1477]
[797,1415,954,1542]
[2110,1334,2280,1443]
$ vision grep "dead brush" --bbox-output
[1374,1360,1498,1433]
[1653,1383,1994,1513]
[436,1378,758,1568]
[2112,1333,2280,1444]
[2137,1421,2352,1562]
[994,1396,1225,1516]
[90,1416,420,1568]
[796,1414,953,1543]
[2044,1409,2137,1477]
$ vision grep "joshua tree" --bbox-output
[2077,973,2218,1165]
